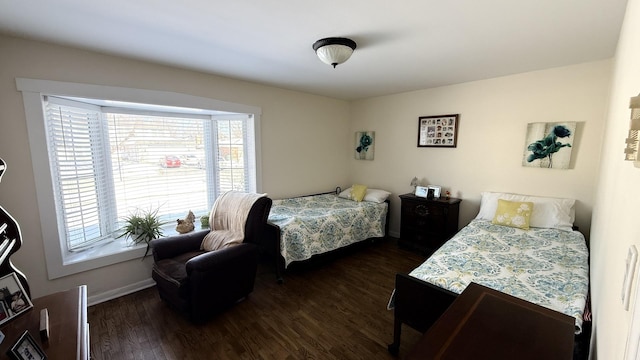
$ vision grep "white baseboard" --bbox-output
[389,230,400,238]
[87,278,155,307]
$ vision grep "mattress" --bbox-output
[409,219,589,333]
[268,194,387,267]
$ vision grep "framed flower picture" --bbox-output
[355,131,375,160]
[522,122,576,169]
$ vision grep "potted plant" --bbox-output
[200,213,210,228]
[117,207,167,259]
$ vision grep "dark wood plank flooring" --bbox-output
[88,239,426,360]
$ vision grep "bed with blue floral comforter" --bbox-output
[408,219,589,333]
[268,194,388,267]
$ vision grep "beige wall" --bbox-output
[0,35,350,300]
[590,0,640,356]
[350,61,611,239]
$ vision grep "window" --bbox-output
[17,79,262,279]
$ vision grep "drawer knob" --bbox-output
[416,205,429,216]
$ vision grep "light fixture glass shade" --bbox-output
[316,44,354,67]
[313,37,357,68]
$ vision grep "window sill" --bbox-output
[56,224,211,279]
[45,237,150,279]
[64,237,146,266]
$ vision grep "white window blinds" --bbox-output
[45,97,111,251]
[44,96,256,253]
[105,111,210,222]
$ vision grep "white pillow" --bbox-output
[475,191,575,231]
[339,187,391,203]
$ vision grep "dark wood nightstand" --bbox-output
[399,193,461,254]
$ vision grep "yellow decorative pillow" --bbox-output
[492,199,534,229]
[350,184,368,202]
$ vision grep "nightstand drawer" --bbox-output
[401,202,446,231]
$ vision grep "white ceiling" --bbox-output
[0,0,629,100]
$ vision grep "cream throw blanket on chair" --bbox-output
[201,191,266,251]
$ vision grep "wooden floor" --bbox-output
[88,238,427,360]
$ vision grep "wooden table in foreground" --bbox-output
[0,285,88,359]
[406,282,575,360]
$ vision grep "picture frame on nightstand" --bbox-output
[427,188,435,200]
[428,185,442,199]
[415,186,428,198]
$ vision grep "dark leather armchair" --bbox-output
[150,195,272,323]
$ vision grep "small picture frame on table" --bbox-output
[7,330,47,360]
[415,186,428,198]
[417,114,459,148]
[0,272,32,326]
[428,185,442,199]
[426,188,435,200]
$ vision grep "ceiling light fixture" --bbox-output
[312,37,357,68]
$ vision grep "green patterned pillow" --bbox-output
[492,199,534,229]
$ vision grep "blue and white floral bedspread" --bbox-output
[409,219,589,333]
[268,194,387,267]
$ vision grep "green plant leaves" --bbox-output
[117,207,168,259]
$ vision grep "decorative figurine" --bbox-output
[176,210,196,234]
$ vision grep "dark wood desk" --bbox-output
[0,285,88,359]
[406,282,575,360]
